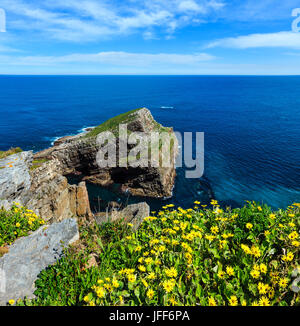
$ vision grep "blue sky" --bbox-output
[0,0,300,74]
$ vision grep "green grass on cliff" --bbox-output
[14,201,300,307]
[85,108,172,139]
[0,147,22,160]
[84,108,142,138]
[30,158,50,171]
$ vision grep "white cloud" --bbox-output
[2,57,300,75]
[206,31,300,49]
[0,44,19,52]
[1,0,225,41]
[0,51,215,66]
[178,1,204,13]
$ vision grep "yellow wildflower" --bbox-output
[211,226,219,234]
[282,252,294,262]
[292,240,300,247]
[251,245,261,258]
[226,266,235,276]
[259,296,270,306]
[127,274,136,283]
[208,297,217,306]
[138,265,146,272]
[96,287,106,298]
[260,263,267,274]
[250,269,260,279]
[228,296,238,306]
[146,289,155,299]
[162,279,176,293]
[165,267,178,278]
[147,272,156,280]
[288,231,298,240]
[112,279,119,288]
[246,223,253,230]
[135,246,142,252]
[269,213,276,220]
[257,282,269,295]
[278,278,288,288]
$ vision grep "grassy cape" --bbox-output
[84,108,142,138]
[84,108,171,138]
[1,201,299,306]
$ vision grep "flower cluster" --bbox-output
[82,201,299,306]
[0,203,45,247]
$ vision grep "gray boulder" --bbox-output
[0,218,79,305]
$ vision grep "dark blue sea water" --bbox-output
[0,76,299,211]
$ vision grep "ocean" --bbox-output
[0,75,299,211]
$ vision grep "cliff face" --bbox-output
[0,153,92,223]
[27,159,92,222]
[35,108,178,199]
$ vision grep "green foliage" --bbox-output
[0,147,22,160]
[16,201,300,306]
[0,203,45,248]
[84,108,142,138]
[84,108,172,139]
[30,158,50,170]
[19,251,95,306]
[17,220,132,306]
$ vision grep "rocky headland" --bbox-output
[0,107,178,222]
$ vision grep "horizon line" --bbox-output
[1,74,300,77]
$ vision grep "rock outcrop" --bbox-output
[0,151,33,209]
[0,108,177,221]
[35,108,178,199]
[0,218,79,305]
[0,153,92,223]
[96,202,150,230]
[26,159,92,222]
